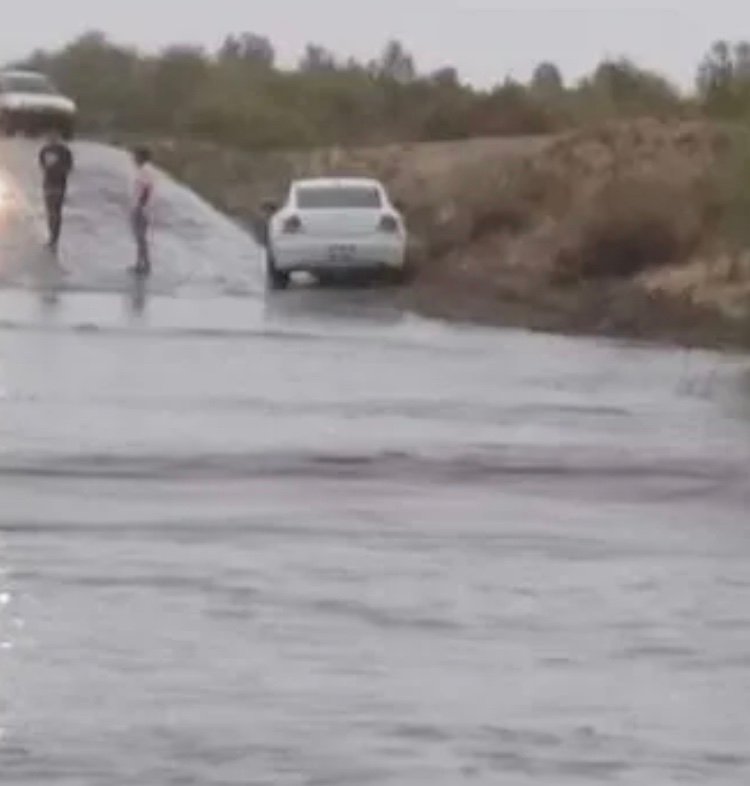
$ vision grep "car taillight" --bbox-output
[283,215,302,234]
[379,214,399,233]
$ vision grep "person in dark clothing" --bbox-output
[38,130,74,252]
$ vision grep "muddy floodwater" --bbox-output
[1,140,749,785]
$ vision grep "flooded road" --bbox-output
[1,140,750,785]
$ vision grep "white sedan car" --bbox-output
[266,178,408,289]
[0,70,77,139]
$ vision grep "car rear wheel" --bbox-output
[266,253,290,291]
[383,261,416,286]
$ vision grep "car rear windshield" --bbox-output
[0,75,57,94]
[296,186,382,209]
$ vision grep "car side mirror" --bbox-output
[261,199,278,215]
[394,199,406,212]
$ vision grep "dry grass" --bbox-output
[393,121,723,283]
[551,176,707,282]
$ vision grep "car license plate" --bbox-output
[329,244,356,263]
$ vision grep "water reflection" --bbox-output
[262,284,405,328]
[38,285,61,314]
[0,563,12,662]
[725,366,750,423]
[0,557,13,755]
[125,274,148,320]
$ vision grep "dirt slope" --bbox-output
[144,121,750,348]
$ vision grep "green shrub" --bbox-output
[12,31,697,152]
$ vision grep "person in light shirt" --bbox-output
[130,147,155,276]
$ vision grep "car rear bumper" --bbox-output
[271,237,406,272]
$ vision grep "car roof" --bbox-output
[292,178,383,189]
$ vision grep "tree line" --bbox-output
[10,32,750,150]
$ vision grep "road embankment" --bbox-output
[133,121,750,349]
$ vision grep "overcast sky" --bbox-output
[0,1,745,89]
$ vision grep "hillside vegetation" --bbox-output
[9,32,710,147]
[14,34,750,146]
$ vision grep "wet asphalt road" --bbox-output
[0,139,750,785]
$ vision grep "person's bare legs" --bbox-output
[131,209,151,275]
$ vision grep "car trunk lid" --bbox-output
[295,209,383,238]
